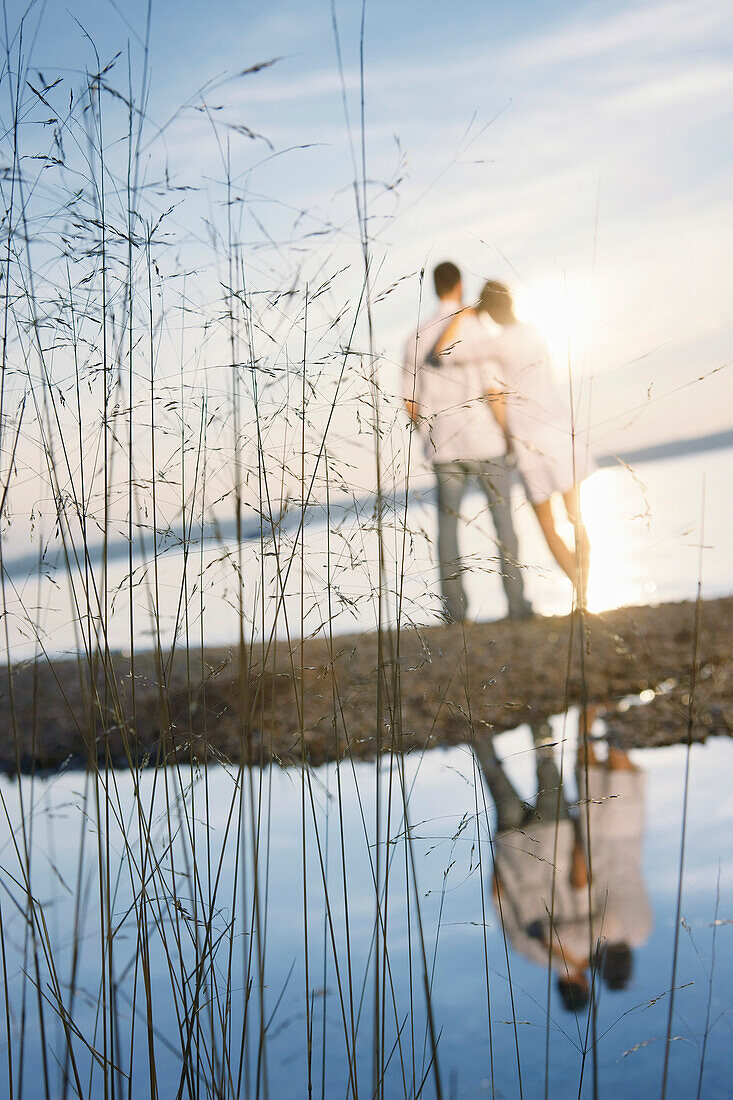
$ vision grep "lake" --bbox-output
[0,708,730,1098]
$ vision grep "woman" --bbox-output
[432,281,594,601]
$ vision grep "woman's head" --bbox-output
[478,281,516,325]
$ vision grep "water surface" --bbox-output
[0,711,730,1097]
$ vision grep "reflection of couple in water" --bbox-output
[403,261,595,622]
[475,718,652,1013]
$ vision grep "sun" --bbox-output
[512,275,595,378]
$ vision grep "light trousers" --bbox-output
[433,457,531,622]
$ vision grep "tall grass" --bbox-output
[0,7,726,1100]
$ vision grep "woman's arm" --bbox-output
[435,309,472,354]
[425,307,478,366]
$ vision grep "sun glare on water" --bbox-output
[580,472,651,614]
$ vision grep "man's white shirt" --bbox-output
[402,302,506,465]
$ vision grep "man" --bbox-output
[402,261,532,622]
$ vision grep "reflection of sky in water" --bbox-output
[1,711,730,1097]
[2,448,731,661]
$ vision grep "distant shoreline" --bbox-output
[1,596,731,775]
[4,428,731,580]
[594,427,733,468]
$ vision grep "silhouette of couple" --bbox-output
[403,262,594,623]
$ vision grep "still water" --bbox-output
[0,710,730,1098]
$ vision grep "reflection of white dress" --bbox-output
[441,317,595,504]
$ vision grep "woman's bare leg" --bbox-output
[562,485,590,598]
[531,499,576,585]
[532,486,590,601]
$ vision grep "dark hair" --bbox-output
[557,975,590,1013]
[600,942,633,991]
[478,280,516,325]
[433,261,461,298]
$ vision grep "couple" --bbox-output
[403,261,593,623]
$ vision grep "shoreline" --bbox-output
[1,596,731,774]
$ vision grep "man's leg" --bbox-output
[474,459,532,620]
[434,461,468,622]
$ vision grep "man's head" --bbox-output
[557,973,590,1013]
[478,280,516,325]
[600,942,633,991]
[433,261,462,302]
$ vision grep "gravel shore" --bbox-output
[1,596,731,773]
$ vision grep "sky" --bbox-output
[5,0,733,509]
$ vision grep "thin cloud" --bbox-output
[506,0,730,70]
[600,61,733,113]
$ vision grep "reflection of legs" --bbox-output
[474,739,527,833]
[474,460,532,620]
[576,706,638,772]
[531,726,571,823]
[577,740,638,774]
[476,731,571,834]
[434,462,467,622]
[607,746,637,771]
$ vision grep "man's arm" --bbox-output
[402,333,419,421]
[402,332,425,425]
